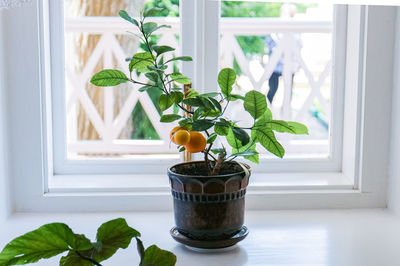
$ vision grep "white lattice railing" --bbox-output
[65,17,332,155]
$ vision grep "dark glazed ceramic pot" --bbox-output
[167,161,250,242]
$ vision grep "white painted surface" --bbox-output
[0,11,11,221]
[0,210,399,266]
[388,7,400,214]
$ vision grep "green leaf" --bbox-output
[179,146,186,152]
[0,223,92,265]
[140,245,177,266]
[90,69,129,87]
[226,128,243,149]
[170,91,184,104]
[285,121,309,135]
[218,68,236,97]
[200,92,219,98]
[232,142,259,163]
[170,73,191,85]
[142,22,158,35]
[215,123,229,136]
[179,117,192,128]
[60,251,93,266]
[244,90,267,119]
[159,94,174,111]
[228,94,245,101]
[192,119,214,131]
[143,7,164,17]
[211,148,226,155]
[153,45,175,56]
[199,97,215,111]
[251,128,285,158]
[160,114,181,122]
[119,10,138,26]
[182,97,203,107]
[232,150,258,157]
[129,52,154,72]
[94,218,140,262]
[145,72,159,83]
[207,133,218,144]
[232,127,250,146]
[255,109,273,126]
[139,85,157,92]
[165,56,193,64]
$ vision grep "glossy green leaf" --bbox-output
[215,123,229,136]
[153,45,175,56]
[232,127,250,146]
[165,56,193,64]
[226,128,243,149]
[251,127,284,158]
[142,22,158,35]
[232,142,259,163]
[218,68,236,97]
[129,52,154,72]
[192,119,214,131]
[160,114,181,122]
[94,218,140,262]
[284,121,309,135]
[200,92,219,98]
[207,133,218,144]
[170,91,184,104]
[255,109,273,126]
[159,94,174,111]
[140,245,176,266]
[182,97,203,107]
[170,73,191,84]
[143,7,164,17]
[244,90,267,119]
[228,94,245,101]
[118,10,138,26]
[90,69,129,87]
[0,223,92,266]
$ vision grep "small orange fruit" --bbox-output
[174,130,191,145]
[170,126,182,144]
[185,131,207,153]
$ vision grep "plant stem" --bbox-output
[75,251,102,266]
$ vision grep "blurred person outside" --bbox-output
[265,3,302,103]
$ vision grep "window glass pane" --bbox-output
[220,1,333,158]
[64,0,180,158]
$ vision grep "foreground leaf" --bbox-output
[61,218,140,265]
[232,142,259,164]
[140,245,176,266]
[192,119,214,131]
[0,223,91,265]
[90,69,129,87]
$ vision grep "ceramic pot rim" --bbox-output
[167,160,251,179]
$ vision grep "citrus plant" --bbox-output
[0,218,176,266]
[91,7,309,175]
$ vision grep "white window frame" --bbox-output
[3,1,396,212]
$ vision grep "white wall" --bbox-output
[388,8,400,214]
[0,11,11,220]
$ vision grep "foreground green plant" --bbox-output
[0,218,176,266]
[90,7,309,175]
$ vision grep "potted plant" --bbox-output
[90,7,308,249]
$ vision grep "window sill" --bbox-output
[0,209,397,266]
[48,172,354,194]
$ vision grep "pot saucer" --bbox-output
[170,226,248,250]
